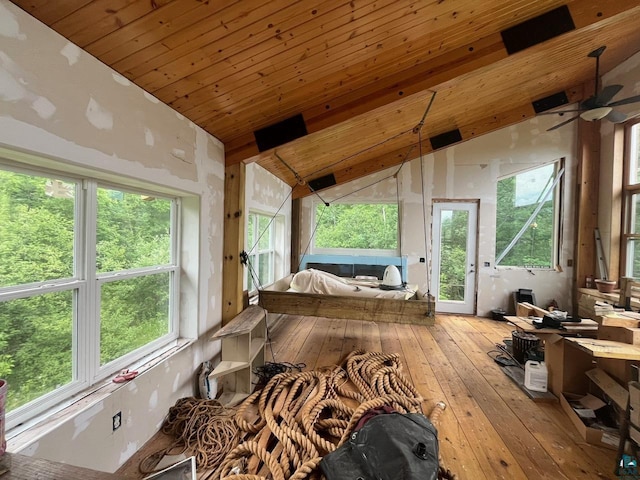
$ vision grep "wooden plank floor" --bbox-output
[120,313,618,479]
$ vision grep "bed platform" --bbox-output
[258,273,435,326]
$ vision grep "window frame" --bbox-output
[0,158,182,430]
[494,160,564,270]
[621,119,640,278]
[245,210,278,293]
[310,201,401,257]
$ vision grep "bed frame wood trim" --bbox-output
[258,275,435,325]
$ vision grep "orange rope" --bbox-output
[218,350,453,480]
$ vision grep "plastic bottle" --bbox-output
[524,361,548,392]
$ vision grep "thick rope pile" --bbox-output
[139,397,240,475]
[218,350,456,480]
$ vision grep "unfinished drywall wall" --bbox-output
[599,50,640,280]
[245,163,293,285]
[299,115,577,316]
[0,0,250,473]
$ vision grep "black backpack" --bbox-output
[320,411,439,480]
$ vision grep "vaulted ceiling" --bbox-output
[11,0,640,197]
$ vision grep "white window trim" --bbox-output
[246,210,279,293]
[495,160,563,270]
[0,152,185,430]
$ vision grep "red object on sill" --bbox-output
[112,369,138,383]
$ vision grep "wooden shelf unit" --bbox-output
[209,305,266,406]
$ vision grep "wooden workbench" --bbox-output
[506,315,599,337]
[505,315,599,397]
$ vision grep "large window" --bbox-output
[623,121,640,277]
[245,212,278,292]
[0,163,179,428]
[312,203,399,255]
[495,162,563,268]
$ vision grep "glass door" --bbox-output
[431,202,478,314]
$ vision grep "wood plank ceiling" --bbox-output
[11,0,640,198]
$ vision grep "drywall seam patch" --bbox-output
[149,390,158,409]
[112,72,130,86]
[60,42,80,66]
[0,51,27,101]
[72,401,104,440]
[143,91,160,104]
[172,372,181,393]
[31,96,55,119]
[0,3,26,40]
[0,52,55,119]
[145,128,154,146]
[86,97,113,130]
[119,441,138,464]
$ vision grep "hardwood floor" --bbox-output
[120,314,618,479]
[265,313,617,480]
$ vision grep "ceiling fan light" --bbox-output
[580,106,612,121]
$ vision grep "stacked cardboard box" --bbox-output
[556,316,640,449]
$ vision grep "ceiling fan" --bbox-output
[543,45,640,131]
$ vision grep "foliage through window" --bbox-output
[495,162,562,268]
[623,121,640,277]
[246,212,276,292]
[438,209,469,302]
[0,164,179,427]
[313,203,399,254]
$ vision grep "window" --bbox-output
[312,203,399,255]
[623,121,640,277]
[0,163,179,428]
[495,161,563,268]
[245,212,277,292]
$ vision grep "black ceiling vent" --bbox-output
[254,113,308,152]
[532,91,570,113]
[308,173,336,191]
[501,5,575,55]
[430,129,462,150]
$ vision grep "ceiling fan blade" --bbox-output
[547,115,580,131]
[595,84,623,105]
[537,109,584,115]
[605,110,627,123]
[608,94,640,107]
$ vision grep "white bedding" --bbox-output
[288,268,415,300]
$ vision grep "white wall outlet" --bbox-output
[112,411,122,431]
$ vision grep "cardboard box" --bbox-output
[560,392,619,450]
[545,334,595,396]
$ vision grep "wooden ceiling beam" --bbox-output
[224,34,508,166]
[290,87,587,200]
[225,0,640,168]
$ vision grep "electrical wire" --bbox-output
[418,128,431,294]
[275,151,329,206]
[253,361,306,387]
[247,188,293,256]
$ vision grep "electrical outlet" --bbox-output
[112,411,122,431]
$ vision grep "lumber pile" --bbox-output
[578,294,616,322]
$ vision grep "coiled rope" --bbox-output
[220,350,456,480]
[139,397,240,475]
